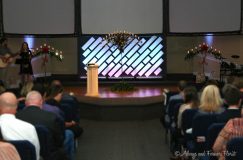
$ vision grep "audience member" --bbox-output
[199,85,223,114]
[32,82,64,120]
[31,83,75,160]
[213,117,243,160]
[0,141,21,160]
[217,84,241,123]
[0,92,40,160]
[16,91,71,159]
[51,79,80,122]
[177,86,199,129]
[168,80,187,103]
[46,84,83,138]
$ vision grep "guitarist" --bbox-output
[0,37,14,87]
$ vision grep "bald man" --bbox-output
[16,91,72,160]
[0,92,40,160]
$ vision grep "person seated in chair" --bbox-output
[0,92,40,160]
[168,80,187,103]
[177,86,199,130]
[213,117,243,160]
[0,140,21,160]
[46,84,83,139]
[16,91,72,160]
[198,85,224,114]
[217,84,241,123]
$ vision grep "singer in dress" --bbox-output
[19,42,33,84]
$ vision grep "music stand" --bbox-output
[15,58,22,65]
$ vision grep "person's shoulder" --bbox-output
[39,109,59,122]
[15,117,35,129]
[169,94,183,101]
[231,117,243,123]
[40,108,57,116]
[43,103,60,111]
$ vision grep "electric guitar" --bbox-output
[0,52,20,68]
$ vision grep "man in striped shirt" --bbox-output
[213,118,243,160]
[0,141,20,160]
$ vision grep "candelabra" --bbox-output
[103,30,139,52]
[32,43,63,83]
[185,43,223,82]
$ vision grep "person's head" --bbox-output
[183,86,199,108]
[0,92,18,115]
[25,91,43,108]
[222,84,241,107]
[0,37,7,47]
[21,42,29,51]
[51,80,62,87]
[46,84,63,102]
[178,80,187,92]
[200,85,223,112]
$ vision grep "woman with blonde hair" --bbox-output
[199,85,223,113]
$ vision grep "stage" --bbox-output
[64,84,176,121]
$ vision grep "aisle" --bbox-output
[75,119,170,160]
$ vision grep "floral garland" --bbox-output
[32,43,63,62]
[185,43,222,60]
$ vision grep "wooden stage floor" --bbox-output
[64,85,176,106]
[64,84,176,120]
[65,85,176,98]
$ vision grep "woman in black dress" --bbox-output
[19,42,33,84]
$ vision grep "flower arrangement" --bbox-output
[185,43,222,60]
[32,43,63,62]
[103,30,139,52]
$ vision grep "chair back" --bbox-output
[206,123,225,160]
[226,137,243,160]
[181,109,198,134]
[35,125,52,160]
[9,140,36,160]
[61,95,80,122]
[163,91,179,107]
[192,112,218,153]
[165,99,184,128]
[206,123,225,150]
[60,103,74,122]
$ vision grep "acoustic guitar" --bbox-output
[0,53,20,68]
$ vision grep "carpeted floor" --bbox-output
[75,119,170,160]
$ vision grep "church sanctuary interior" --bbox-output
[0,0,243,160]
